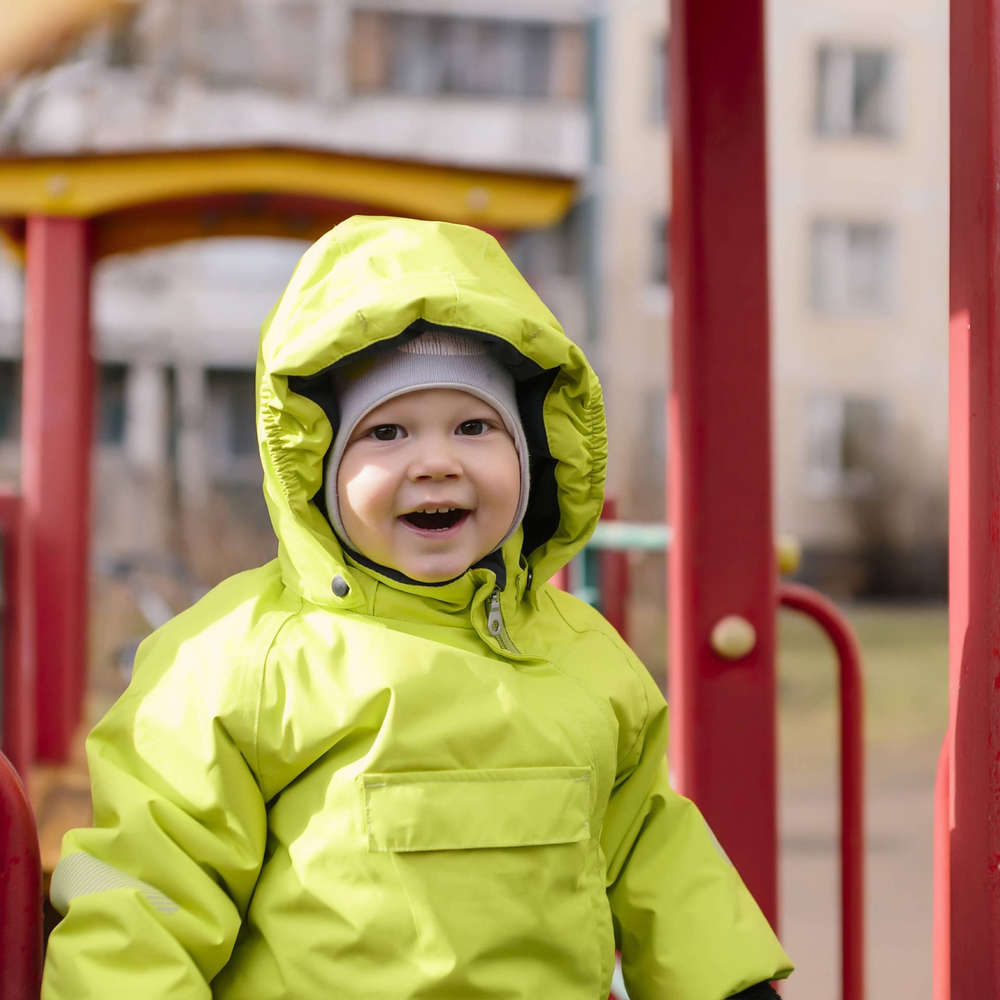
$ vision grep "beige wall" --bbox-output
[598,0,948,593]
[599,0,669,521]
[768,0,949,569]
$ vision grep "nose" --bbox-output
[408,435,462,481]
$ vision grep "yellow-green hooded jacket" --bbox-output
[43,216,791,999]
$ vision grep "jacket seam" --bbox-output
[543,588,649,775]
[252,598,304,789]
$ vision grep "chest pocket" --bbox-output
[360,766,592,852]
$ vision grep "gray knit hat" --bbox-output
[324,331,530,554]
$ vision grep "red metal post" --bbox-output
[598,499,629,642]
[947,1,1000,995]
[668,0,777,925]
[778,583,865,1000]
[0,493,35,776]
[933,739,950,1000]
[0,749,42,999]
[21,216,94,762]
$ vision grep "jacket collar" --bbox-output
[320,530,529,632]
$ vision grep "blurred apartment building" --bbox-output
[600,0,948,598]
[768,0,948,595]
[0,0,949,604]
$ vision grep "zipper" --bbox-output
[486,588,520,653]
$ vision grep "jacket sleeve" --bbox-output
[41,619,269,999]
[603,662,793,1000]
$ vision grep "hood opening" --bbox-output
[287,319,563,575]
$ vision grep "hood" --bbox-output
[255,215,606,608]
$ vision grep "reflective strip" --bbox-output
[704,817,733,865]
[50,851,178,915]
[610,955,631,999]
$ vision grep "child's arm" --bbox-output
[42,620,268,999]
[602,661,793,1000]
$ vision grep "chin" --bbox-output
[404,565,464,583]
[396,553,475,583]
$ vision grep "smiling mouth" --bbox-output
[400,507,470,531]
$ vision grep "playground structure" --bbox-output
[0,1,995,999]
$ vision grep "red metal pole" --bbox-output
[598,498,629,642]
[0,748,42,999]
[947,1,1000,994]
[668,0,777,925]
[0,493,35,776]
[933,739,950,1000]
[778,582,865,1000]
[21,216,94,762]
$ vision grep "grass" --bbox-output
[777,602,948,780]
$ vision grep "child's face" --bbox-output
[337,388,521,582]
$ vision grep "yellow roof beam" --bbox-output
[0,146,577,232]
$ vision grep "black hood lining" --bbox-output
[287,320,562,567]
[344,543,509,591]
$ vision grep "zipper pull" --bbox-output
[486,588,519,653]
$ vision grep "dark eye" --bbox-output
[370,424,403,441]
[457,419,487,436]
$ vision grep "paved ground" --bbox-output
[779,754,937,1000]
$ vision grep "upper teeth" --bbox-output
[416,507,456,514]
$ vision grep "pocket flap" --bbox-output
[360,767,592,852]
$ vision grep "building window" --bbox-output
[207,368,259,480]
[0,362,20,441]
[106,6,141,68]
[810,219,894,315]
[96,364,127,446]
[508,202,586,283]
[651,34,669,123]
[254,1,318,96]
[194,0,253,88]
[651,215,670,288]
[805,393,887,496]
[350,12,586,101]
[815,44,896,137]
[177,0,315,95]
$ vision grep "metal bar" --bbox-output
[668,0,777,925]
[0,493,34,776]
[778,582,865,1000]
[589,521,672,551]
[21,215,93,761]
[948,0,1000,993]
[0,748,42,999]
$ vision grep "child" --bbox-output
[42,216,792,999]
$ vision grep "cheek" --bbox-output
[485,446,521,511]
[339,463,395,522]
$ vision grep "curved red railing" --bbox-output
[778,582,865,1000]
[0,749,42,999]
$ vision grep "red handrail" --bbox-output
[778,582,865,1000]
[932,739,950,1000]
[0,749,42,999]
